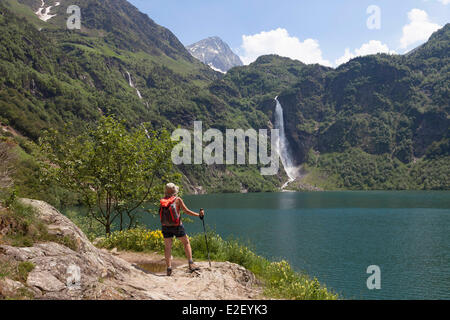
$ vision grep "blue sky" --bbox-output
[128,0,449,67]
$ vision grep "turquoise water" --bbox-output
[139,191,450,300]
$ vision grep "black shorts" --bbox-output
[161,225,186,239]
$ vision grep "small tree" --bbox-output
[40,116,180,234]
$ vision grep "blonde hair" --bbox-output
[164,183,179,197]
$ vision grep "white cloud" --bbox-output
[239,28,332,67]
[422,0,450,5]
[400,9,441,49]
[335,40,396,66]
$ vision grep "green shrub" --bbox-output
[305,148,449,190]
[0,260,13,279]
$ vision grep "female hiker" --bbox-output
[159,183,204,276]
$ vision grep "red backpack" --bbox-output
[159,196,181,227]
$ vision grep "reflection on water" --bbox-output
[134,262,166,274]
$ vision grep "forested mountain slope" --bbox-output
[0,0,448,193]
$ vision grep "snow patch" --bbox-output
[35,0,58,22]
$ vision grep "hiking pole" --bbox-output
[200,208,212,267]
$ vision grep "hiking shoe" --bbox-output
[167,267,172,276]
[189,263,200,272]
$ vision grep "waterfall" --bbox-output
[274,97,298,188]
[126,71,142,99]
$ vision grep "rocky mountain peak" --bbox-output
[187,36,243,73]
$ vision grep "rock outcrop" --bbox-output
[187,36,243,73]
[0,199,262,300]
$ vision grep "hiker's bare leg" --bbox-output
[178,235,193,263]
[164,238,173,268]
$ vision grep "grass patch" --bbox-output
[301,164,343,191]
[98,228,339,300]
[0,197,77,251]
[0,260,14,279]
